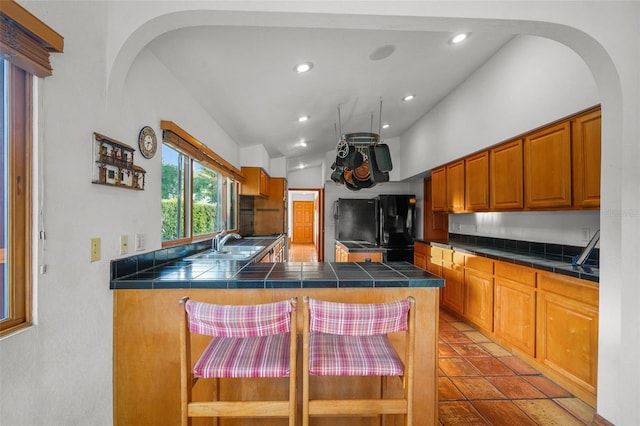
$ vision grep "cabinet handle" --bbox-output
[16,175,22,196]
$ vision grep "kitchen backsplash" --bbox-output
[448,233,600,267]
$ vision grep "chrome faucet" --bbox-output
[212,225,227,251]
[217,232,242,251]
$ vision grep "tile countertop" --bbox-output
[111,235,443,290]
[415,236,599,283]
[335,240,386,252]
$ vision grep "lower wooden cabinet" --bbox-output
[494,262,537,356]
[430,244,599,406]
[335,243,383,262]
[414,241,428,270]
[463,255,494,332]
[441,249,464,315]
[537,272,599,396]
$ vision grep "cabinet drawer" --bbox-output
[494,261,536,287]
[465,255,494,274]
[430,246,445,260]
[452,251,465,265]
[538,272,598,307]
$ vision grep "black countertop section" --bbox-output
[415,235,599,283]
[336,240,386,252]
[111,236,443,290]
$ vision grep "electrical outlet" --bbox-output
[120,234,129,255]
[90,238,101,262]
[581,228,591,241]
[135,233,146,251]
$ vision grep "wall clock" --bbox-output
[138,126,157,159]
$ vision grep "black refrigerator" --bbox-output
[334,195,416,262]
[375,195,416,262]
[334,198,377,243]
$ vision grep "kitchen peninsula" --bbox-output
[111,237,444,426]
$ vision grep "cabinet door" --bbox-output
[413,242,427,270]
[465,151,489,211]
[240,166,270,197]
[494,277,536,356]
[572,109,601,208]
[537,290,598,394]
[494,262,537,356]
[446,160,465,212]
[431,167,447,212]
[427,245,443,277]
[490,139,524,210]
[442,251,464,315]
[524,122,572,208]
[424,177,448,241]
[463,256,494,332]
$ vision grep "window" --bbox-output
[1,59,32,333]
[161,121,242,245]
[1,2,63,335]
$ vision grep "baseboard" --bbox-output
[592,413,614,425]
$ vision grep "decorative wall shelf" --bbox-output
[92,132,146,190]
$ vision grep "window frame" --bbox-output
[1,61,32,335]
[1,1,63,336]
[161,121,242,247]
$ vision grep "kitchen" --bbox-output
[1,2,639,426]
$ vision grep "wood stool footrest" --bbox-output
[308,399,408,415]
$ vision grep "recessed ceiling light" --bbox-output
[382,123,390,129]
[298,115,310,122]
[298,139,307,147]
[298,163,305,169]
[294,62,313,73]
[449,33,469,44]
[369,45,395,61]
[402,94,415,102]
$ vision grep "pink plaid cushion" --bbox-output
[186,299,293,337]
[194,332,291,378]
[308,298,410,336]
[309,332,403,376]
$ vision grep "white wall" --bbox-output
[2,2,639,425]
[240,144,270,172]
[288,165,324,188]
[401,35,599,176]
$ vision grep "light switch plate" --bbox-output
[120,234,129,255]
[90,238,101,262]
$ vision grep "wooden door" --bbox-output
[424,177,448,242]
[465,151,489,211]
[524,122,572,208]
[431,167,447,212]
[293,201,314,243]
[463,255,494,332]
[494,261,537,357]
[446,160,465,212]
[490,139,524,210]
[572,108,601,208]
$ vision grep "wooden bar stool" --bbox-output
[302,296,416,425]
[179,297,297,426]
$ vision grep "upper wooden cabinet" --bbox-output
[431,166,447,212]
[490,139,524,210]
[572,109,601,208]
[254,177,286,235]
[240,166,270,197]
[524,121,572,208]
[446,160,465,212]
[465,151,489,211]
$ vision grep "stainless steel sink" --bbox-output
[187,245,265,260]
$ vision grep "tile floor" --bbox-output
[289,243,598,425]
[438,309,597,425]
[288,243,318,262]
